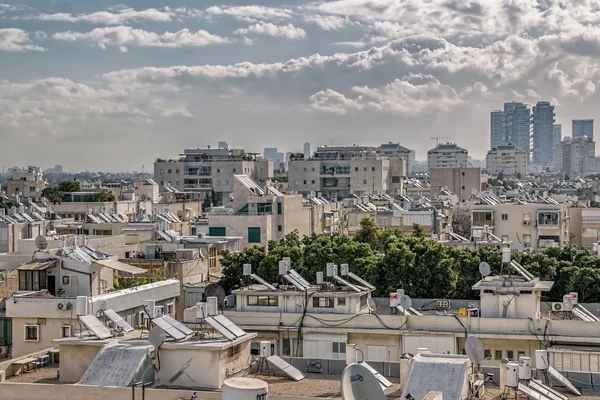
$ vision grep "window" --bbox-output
[484,349,491,359]
[209,227,226,236]
[282,338,291,356]
[62,276,70,285]
[354,167,358,171]
[61,326,72,338]
[363,167,367,171]
[495,350,503,360]
[168,169,172,174]
[332,342,346,355]
[217,168,220,173]
[303,167,307,172]
[371,167,376,171]
[462,185,465,190]
[462,172,465,176]
[518,351,526,358]
[227,344,241,360]
[537,211,559,226]
[278,225,283,232]
[311,180,315,184]
[523,234,531,244]
[303,180,307,184]
[472,211,493,225]
[278,202,283,214]
[392,176,400,183]
[247,295,279,306]
[29,186,36,192]
[338,298,346,306]
[248,227,261,243]
[368,346,388,362]
[502,235,509,242]
[507,350,514,360]
[167,303,175,315]
[502,214,508,220]
[181,252,187,259]
[313,297,334,308]
[24,325,39,342]
[232,168,237,173]
[176,169,180,173]
[583,228,600,238]
[19,270,47,291]
[312,168,315,172]
[363,179,367,184]
[160,181,164,186]
[175,181,180,186]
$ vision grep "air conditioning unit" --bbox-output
[552,302,567,312]
[523,221,530,225]
[435,300,451,310]
[57,303,65,310]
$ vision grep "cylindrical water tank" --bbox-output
[519,357,532,380]
[195,302,207,319]
[499,358,508,392]
[260,341,272,358]
[535,350,549,370]
[76,296,88,316]
[145,300,156,318]
[506,363,519,388]
[346,344,357,365]
[207,296,218,316]
[222,378,268,400]
[316,271,323,285]
[389,293,399,308]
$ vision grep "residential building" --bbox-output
[429,168,481,202]
[375,142,413,173]
[288,146,406,200]
[503,102,531,158]
[6,166,46,202]
[0,210,49,253]
[486,143,527,178]
[263,147,278,161]
[490,110,505,149]
[572,119,594,140]
[427,143,468,170]
[303,142,311,158]
[556,136,595,174]
[207,175,311,247]
[532,101,556,166]
[347,206,438,236]
[154,148,273,206]
[553,124,562,154]
[53,165,63,174]
[217,141,228,150]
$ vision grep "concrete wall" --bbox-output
[59,342,104,383]
[10,316,79,358]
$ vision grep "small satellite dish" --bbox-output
[479,261,491,277]
[199,248,208,258]
[367,298,377,312]
[399,294,412,310]
[34,235,48,251]
[204,283,226,306]
[465,336,485,364]
[341,363,386,400]
[149,326,166,348]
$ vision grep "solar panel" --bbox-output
[213,315,246,338]
[362,362,392,389]
[250,274,277,291]
[12,214,24,222]
[88,215,102,224]
[268,187,284,197]
[519,383,551,400]
[204,317,236,340]
[529,380,568,400]
[289,269,310,287]
[283,274,307,291]
[21,213,35,222]
[157,231,172,242]
[267,355,306,381]
[548,366,581,396]
[80,315,113,339]
[333,276,361,292]
[509,260,534,281]
[163,315,193,335]
[153,317,186,340]
[347,272,376,291]
[31,211,45,221]
[103,309,134,332]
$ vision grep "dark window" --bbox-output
[392,176,400,183]
[338,298,346,306]
[248,227,261,243]
[495,350,502,360]
[371,167,376,171]
[25,325,38,341]
[313,297,334,308]
[247,295,278,306]
[209,227,226,236]
[233,168,237,173]
[277,203,283,214]
[303,180,307,184]
[502,214,508,220]
[507,350,514,360]
[278,225,283,232]
[355,167,358,172]
[18,270,47,291]
[484,349,491,359]
[282,338,291,356]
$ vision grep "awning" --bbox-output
[93,259,147,275]
[18,260,57,271]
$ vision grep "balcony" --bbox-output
[472,211,494,227]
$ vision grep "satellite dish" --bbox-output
[204,283,226,306]
[367,298,377,312]
[399,294,412,310]
[465,336,485,364]
[149,326,166,348]
[34,235,48,251]
[479,261,491,277]
[341,363,386,400]
[199,248,208,258]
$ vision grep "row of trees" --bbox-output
[219,218,600,302]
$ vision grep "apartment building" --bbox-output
[5,167,46,202]
[471,197,569,250]
[486,143,527,178]
[556,136,595,174]
[573,119,594,140]
[154,148,273,205]
[427,143,468,170]
[207,175,310,247]
[429,168,481,202]
[288,146,406,200]
[375,142,415,173]
[532,101,556,166]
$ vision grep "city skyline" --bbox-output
[2,1,600,170]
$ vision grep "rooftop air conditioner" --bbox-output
[552,302,565,312]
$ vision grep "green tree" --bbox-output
[353,218,380,248]
[57,180,81,192]
[219,245,266,294]
[41,187,63,204]
[568,267,600,302]
[411,223,427,238]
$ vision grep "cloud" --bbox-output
[204,5,292,22]
[234,23,307,40]
[0,28,44,51]
[302,14,355,31]
[53,26,229,49]
[31,8,172,25]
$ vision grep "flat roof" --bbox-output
[17,259,57,271]
[233,284,369,296]
[472,276,554,292]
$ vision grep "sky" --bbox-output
[1,0,600,171]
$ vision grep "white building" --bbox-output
[486,143,527,178]
[427,143,468,170]
[6,166,46,202]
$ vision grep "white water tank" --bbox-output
[506,363,519,388]
[346,344,357,365]
[260,341,271,358]
[389,293,399,308]
[535,350,549,370]
[76,296,88,316]
[316,272,323,285]
[207,296,218,316]
[222,378,268,400]
[145,300,156,318]
[195,302,207,319]
[519,357,532,380]
[499,358,509,392]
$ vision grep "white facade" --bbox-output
[486,143,527,177]
[6,166,45,201]
[427,143,468,170]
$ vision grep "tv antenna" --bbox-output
[478,262,491,279]
[341,363,386,400]
[431,136,452,146]
[366,298,377,314]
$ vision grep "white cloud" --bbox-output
[234,23,306,40]
[333,41,367,48]
[53,26,229,49]
[0,28,44,51]
[302,14,355,31]
[119,45,128,53]
[204,5,292,22]
[32,8,172,25]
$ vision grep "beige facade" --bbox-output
[568,207,600,249]
[486,143,527,177]
[6,166,45,202]
[429,168,481,202]
[427,143,468,170]
[556,136,595,174]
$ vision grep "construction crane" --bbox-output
[431,136,452,146]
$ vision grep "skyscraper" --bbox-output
[303,142,311,158]
[264,147,278,160]
[572,119,594,140]
[218,141,229,150]
[532,101,555,165]
[490,110,505,149]
[553,124,562,160]
[503,102,531,158]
